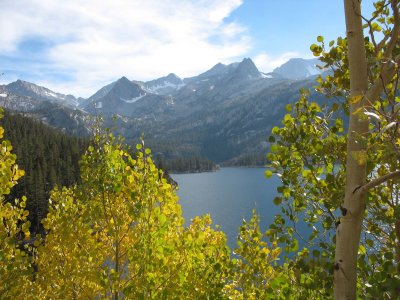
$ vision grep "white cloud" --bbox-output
[253,52,308,73]
[0,0,247,97]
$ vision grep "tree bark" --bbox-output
[334,1,369,299]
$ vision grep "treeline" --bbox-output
[222,152,268,167]
[1,111,88,233]
[157,156,217,173]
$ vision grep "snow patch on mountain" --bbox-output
[261,73,273,79]
[120,93,146,103]
[144,81,185,94]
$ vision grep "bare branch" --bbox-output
[358,170,400,194]
[376,34,390,54]
[383,0,400,59]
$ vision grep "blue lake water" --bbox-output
[171,167,282,249]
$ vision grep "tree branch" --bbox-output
[364,54,400,107]
[358,170,400,194]
[383,0,400,59]
[364,1,400,106]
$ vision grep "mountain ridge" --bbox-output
[0,57,324,164]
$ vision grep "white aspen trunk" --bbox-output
[334,1,369,299]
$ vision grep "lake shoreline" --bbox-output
[169,165,267,175]
[169,168,218,175]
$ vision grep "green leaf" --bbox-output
[273,197,282,205]
[312,249,320,257]
[268,135,275,143]
[271,126,280,135]
[366,239,374,247]
[350,95,363,104]
[265,170,273,178]
[270,144,278,153]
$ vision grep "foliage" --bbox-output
[0,119,284,298]
[0,108,34,299]
[224,211,281,299]
[1,111,88,233]
[2,2,398,298]
[266,0,400,298]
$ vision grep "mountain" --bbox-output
[272,58,322,80]
[26,102,94,136]
[0,84,94,136]
[184,62,239,83]
[82,76,170,117]
[4,79,79,107]
[226,58,262,82]
[1,57,325,164]
[141,73,185,95]
[183,58,261,85]
[79,58,317,163]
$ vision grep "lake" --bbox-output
[171,167,282,249]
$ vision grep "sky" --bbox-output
[0,0,375,98]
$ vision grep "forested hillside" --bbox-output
[1,111,88,232]
[156,156,217,173]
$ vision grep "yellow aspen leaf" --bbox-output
[350,94,363,104]
[352,106,364,115]
[358,245,366,255]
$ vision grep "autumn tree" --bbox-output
[29,130,283,299]
[267,0,400,298]
[0,108,34,299]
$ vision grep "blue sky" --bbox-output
[0,0,375,97]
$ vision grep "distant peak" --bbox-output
[114,76,138,89]
[167,73,179,78]
[272,58,322,80]
[194,62,228,79]
[165,73,182,82]
[242,57,252,62]
[118,76,130,82]
[238,57,256,67]
[287,58,304,62]
[8,79,37,89]
[234,58,261,78]
[13,79,29,85]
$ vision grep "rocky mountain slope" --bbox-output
[0,57,324,164]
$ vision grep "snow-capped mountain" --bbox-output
[141,73,185,95]
[272,58,322,80]
[2,57,327,163]
[82,76,167,116]
[5,79,79,107]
